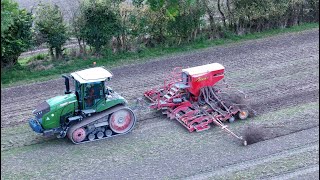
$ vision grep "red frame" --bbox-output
[144,65,244,139]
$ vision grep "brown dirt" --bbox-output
[2,30,318,127]
[1,29,319,179]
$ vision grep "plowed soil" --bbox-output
[1,29,319,180]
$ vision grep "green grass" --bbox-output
[1,22,318,88]
[18,53,48,66]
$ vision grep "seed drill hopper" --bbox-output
[144,63,250,145]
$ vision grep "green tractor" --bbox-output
[29,67,136,144]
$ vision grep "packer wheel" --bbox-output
[238,109,249,120]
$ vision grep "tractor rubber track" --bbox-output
[66,105,136,144]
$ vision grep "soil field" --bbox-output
[1,29,319,179]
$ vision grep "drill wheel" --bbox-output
[238,109,249,120]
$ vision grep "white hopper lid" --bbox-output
[182,63,225,76]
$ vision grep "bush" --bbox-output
[79,1,121,54]
[1,0,33,68]
[33,3,69,60]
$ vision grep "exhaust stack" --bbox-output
[62,75,71,94]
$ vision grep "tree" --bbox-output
[71,3,87,55]
[1,0,18,36]
[80,0,121,54]
[34,3,69,60]
[136,0,203,45]
[305,0,319,22]
[167,0,204,44]
[217,0,227,27]
[1,0,33,67]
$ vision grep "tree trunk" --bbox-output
[55,47,62,60]
[77,38,83,54]
[226,0,234,29]
[122,34,127,51]
[248,15,252,32]
[217,0,227,27]
[116,36,122,53]
[159,27,165,44]
[203,0,216,39]
[82,39,87,55]
[49,47,54,60]
[193,28,198,40]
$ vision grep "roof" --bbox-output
[182,63,224,76]
[70,67,113,84]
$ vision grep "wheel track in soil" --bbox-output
[1,29,319,151]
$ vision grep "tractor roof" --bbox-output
[70,67,113,84]
[182,63,224,76]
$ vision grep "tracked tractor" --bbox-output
[29,67,136,144]
[144,63,251,145]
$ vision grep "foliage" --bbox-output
[167,0,205,44]
[1,0,18,35]
[231,0,316,33]
[1,0,319,76]
[33,3,69,60]
[78,0,122,54]
[304,0,319,22]
[70,2,87,54]
[2,22,318,87]
[1,0,33,67]
[132,0,204,45]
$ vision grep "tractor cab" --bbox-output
[69,67,113,113]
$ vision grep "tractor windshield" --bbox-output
[83,82,104,109]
